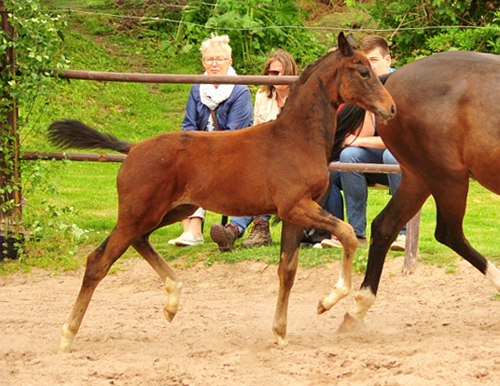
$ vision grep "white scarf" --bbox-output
[200,66,237,111]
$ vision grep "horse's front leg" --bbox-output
[341,175,430,331]
[272,220,303,346]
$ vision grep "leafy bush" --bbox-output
[150,0,327,73]
[347,0,500,64]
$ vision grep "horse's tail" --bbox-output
[48,119,133,154]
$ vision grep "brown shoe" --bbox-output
[241,218,273,248]
[210,222,238,252]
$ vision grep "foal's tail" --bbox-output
[48,119,133,154]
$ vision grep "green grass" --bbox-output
[3,2,500,276]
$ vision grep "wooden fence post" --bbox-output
[0,1,21,232]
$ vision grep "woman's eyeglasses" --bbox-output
[268,70,282,76]
[203,57,228,65]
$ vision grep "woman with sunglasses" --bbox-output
[254,49,298,125]
[169,34,254,247]
[209,49,300,252]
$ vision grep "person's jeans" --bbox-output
[339,146,405,238]
[230,215,272,238]
[325,171,344,220]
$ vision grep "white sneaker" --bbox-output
[313,243,323,249]
[390,234,406,251]
[321,238,343,249]
[168,232,185,245]
[175,232,204,246]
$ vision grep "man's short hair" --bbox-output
[360,35,390,57]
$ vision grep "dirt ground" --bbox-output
[2,254,500,386]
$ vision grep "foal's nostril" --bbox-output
[391,104,397,116]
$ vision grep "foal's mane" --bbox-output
[289,49,340,96]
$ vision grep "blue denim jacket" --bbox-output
[182,84,254,131]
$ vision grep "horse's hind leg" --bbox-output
[130,205,197,322]
[272,220,303,346]
[132,236,182,322]
[59,231,133,353]
[432,179,500,291]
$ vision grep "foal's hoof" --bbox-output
[338,312,361,332]
[317,299,328,315]
[164,307,176,323]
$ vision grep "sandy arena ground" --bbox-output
[2,254,500,386]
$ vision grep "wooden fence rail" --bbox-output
[22,150,420,270]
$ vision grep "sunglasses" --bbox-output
[268,70,282,76]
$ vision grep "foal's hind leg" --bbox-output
[272,220,303,346]
[130,205,198,322]
[59,231,134,353]
[432,179,500,291]
[132,236,183,322]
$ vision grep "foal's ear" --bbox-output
[346,33,358,49]
[338,32,354,57]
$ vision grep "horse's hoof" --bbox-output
[274,335,288,347]
[164,307,176,323]
[338,312,360,332]
[57,347,71,354]
[317,300,327,315]
[272,328,288,346]
[401,268,413,276]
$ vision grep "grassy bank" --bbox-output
[2,2,499,276]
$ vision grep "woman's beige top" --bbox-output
[253,89,287,126]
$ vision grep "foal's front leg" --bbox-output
[317,219,358,314]
[281,200,358,315]
[272,221,303,346]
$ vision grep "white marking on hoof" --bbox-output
[347,288,376,325]
[58,323,75,354]
[164,278,183,321]
[273,330,288,346]
[485,261,500,292]
[318,278,350,314]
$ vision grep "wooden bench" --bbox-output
[328,162,420,273]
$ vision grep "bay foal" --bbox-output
[48,33,395,353]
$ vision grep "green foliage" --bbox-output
[0,0,68,258]
[151,0,327,73]
[347,0,500,64]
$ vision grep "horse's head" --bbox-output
[336,32,396,122]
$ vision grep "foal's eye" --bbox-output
[359,69,370,79]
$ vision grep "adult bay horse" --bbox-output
[47,32,395,353]
[334,51,500,330]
